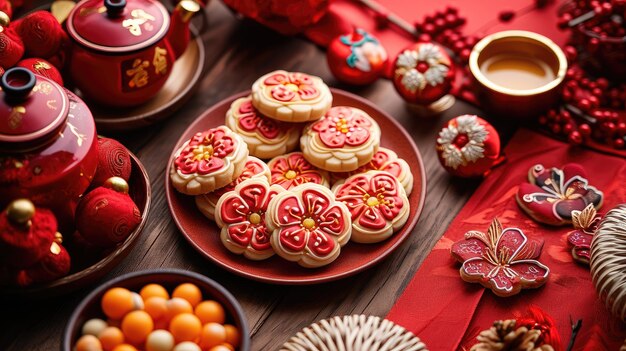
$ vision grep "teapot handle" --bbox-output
[105,0,126,17]
[1,68,36,102]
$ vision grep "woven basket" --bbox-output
[590,204,626,321]
[280,314,428,351]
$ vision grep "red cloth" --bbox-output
[386,129,626,350]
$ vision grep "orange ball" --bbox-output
[98,326,124,351]
[76,335,103,351]
[144,297,168,322]
[121,310,154,345]
[223,325,240,347]
[208,346,232,351]
[199,322,226,349]
[111,344,138,351]
[140,284,169,300]
[172,283,202,307]
[169,312,202,343]
[165,297,193,322]
[194,300,225,325]
[101,288,140,320]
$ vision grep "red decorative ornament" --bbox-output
[75,184,141,248]
[16,11,66,59]
[0,2,12,19]
[16,58,64,86]
[16,237,71,287]
[515,306,563,350]
[392,42,455,106]
[326,28,387,85]
[91,138,132,188]
[435,115,501,178]
[0,26,24,68]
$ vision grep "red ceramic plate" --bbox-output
[165,89,426,284]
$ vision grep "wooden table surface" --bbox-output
[0,1,513,350]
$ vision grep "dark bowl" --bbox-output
[62,269,251,351]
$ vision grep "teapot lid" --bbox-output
[66,0,169,53]
[0,68,70,151]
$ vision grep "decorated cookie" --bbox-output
[215,178,284,260]
[267,152,330,190]
[516,163,604,226]
[225,96,300,159]
[330,147,413,195]
[266,183,351,268]
[195,156,271,221]
[251,70,333,122]
[170,126,249,195]
[451,218,550,297]
[333,171,410,243]
[567,204,602,265]
[300,106,381,172]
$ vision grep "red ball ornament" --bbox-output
[16,58,63,86]
[0,3,12,20]
[326,28,388,85]
[16,239,70,287]
[0,26,24,68]
[392,42,455,106]
[435,115,501,177]
[16,10,65,58]
[91,138,132,188]
[75,185,141,248]
[0,199,56,269]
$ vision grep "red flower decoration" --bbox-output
[451,218,550,297]
[264,71,320,102]
[567,204,602,265]
[174,128,236,175]
[311,106,372,148]
[267,184,351,267]
[215,179,283,260]
[268,152,329,190]
[236,99,282,140]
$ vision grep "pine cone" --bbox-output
[470,320,555,351]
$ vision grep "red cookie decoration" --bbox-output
[567,204,602,265]
[215,179,284,260]
[436,115,501,178]
[225,96,300,159]
[516,163,604,226]
[451,218,549,297]
[266,183,351,268]
[170,126,249,195]
[195,156,271,221]
[91,137,132,188]
[267,152,329,190]
[330,147,414,195]
[333,171,410,243]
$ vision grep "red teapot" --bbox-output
[65,0,200,107]
[0,67,98,229]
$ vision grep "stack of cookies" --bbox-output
[170,70,414,268]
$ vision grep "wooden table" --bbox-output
[1,2,512,349]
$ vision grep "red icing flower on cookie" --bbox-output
[216,180,283,259]
[237,99,282,139]
[175,128,236,175]
[311,106,372,148]
[215,157,268,198]
[334,172,404,231]
[269,152,328,190]
[451,218,549,297]
[264,72,320,102]
[516,163,604,226]
[567,204,602,265]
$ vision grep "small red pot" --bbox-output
[0,68,98,228]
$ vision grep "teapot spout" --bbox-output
[167,0,200,59]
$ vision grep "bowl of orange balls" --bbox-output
[63,269,250,351]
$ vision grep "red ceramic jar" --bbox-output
[66,0,199,107]
[0,68,98,228]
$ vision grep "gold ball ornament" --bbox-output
[103,177,129,194]
[0,11,10,28]
[6,199,35,225]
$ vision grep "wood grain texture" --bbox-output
[0,1,515,350]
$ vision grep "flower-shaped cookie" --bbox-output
[516,163,604,226]
[251,70,332,122]
[195,156,271,221]
[301,106,381,172]
[266,183,351,268]
[215,179,284,260]
[333,171,410,243]
[330,147,414,195]
[567,204,602,265]
[451,218,550,297]
[267,152,330,190]
[225,96,300,159]
[170,126,249,195]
